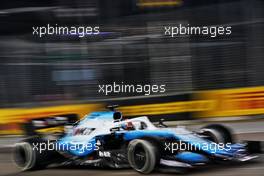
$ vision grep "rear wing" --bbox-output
[21,114,79,136]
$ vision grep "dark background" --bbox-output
[0,0,263,107]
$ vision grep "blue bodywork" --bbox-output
[57,111,247,163]
[176,152,209,164]
[57,136,97,156]
[122,130,245,163]
[57,112,114,156]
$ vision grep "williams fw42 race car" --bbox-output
[13,106,261,174]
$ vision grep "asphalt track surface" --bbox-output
[0,121,264,176]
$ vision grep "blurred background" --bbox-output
[0,0,263,106]
[0,1,264,176]
[0,0,264,134]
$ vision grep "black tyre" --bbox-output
[13,137,58,171]
[127,139,159,174]
[200,124,233,144]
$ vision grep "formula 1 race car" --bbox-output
[13,105,261,174]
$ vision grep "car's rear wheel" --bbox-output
[14,142,37,171]
[13,137,59,171]
[127,139,159,174]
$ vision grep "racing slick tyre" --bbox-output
[200,124,233,144]
[127,139,160,174]
[13,136,59,171]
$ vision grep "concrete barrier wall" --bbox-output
[194,86,264,118]
[1,86,264,135]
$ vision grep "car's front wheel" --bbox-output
[200,124,233,144]
[127,139,159,174]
